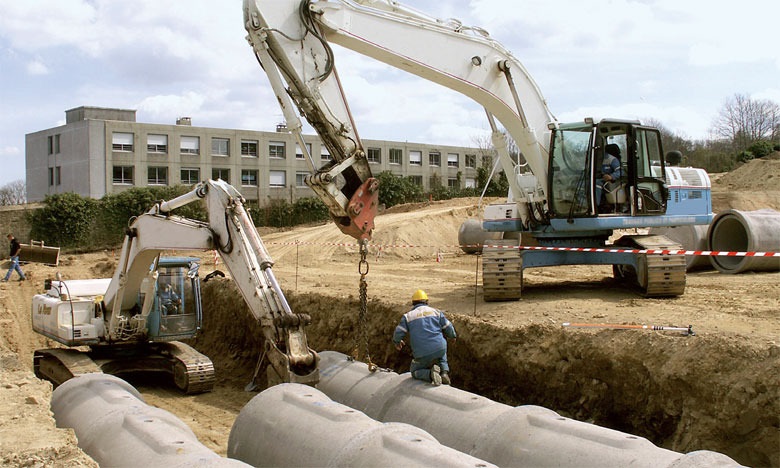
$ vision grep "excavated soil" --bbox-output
[1,155,779,467]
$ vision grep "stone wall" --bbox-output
[0,204,40,259]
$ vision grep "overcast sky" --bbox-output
[1,0,779,188]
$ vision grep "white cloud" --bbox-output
[0,146,21,157]
[26,59,49,75]
[137,91,208,124]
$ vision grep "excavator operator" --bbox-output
[393,290,457,386]
[159,282,182,316]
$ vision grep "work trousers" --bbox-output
[410,347,449,382]
[4,256,25,281]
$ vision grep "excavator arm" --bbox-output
[243,0,558,226]
[103,180,318,385]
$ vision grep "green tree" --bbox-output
[29,193,97,248]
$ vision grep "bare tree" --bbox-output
[0,180,27,206]
[711,94,780,152]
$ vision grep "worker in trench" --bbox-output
[392,290,457,386]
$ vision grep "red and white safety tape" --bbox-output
[261,241,777,257]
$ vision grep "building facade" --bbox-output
[26,106,491,204]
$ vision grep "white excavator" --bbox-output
[32,179,345,393]
[243,0,713,300]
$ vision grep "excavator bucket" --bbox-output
[20,240,60,266]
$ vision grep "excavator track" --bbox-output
[482,239,522,301]
[33,342,215,394]
[613,235,687,297]
[34,348,103,387]
[159,341,216,394]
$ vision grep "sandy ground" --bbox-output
[0,157,778,467]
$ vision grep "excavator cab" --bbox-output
[548,119,668,219]
[145,257,203,341]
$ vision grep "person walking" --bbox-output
[392,289,456,386]
[3,234,26,282]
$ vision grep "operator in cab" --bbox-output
[392,290,457,386]
[596,143,624,209]
[159,282,182,315]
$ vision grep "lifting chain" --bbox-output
[352,239,377,372]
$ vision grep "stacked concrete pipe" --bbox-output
[51,374,249,468]
[708,208,780,273]
[228,383,495,467]
[316,351,744,468]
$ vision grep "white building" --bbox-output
[26,106,490,204]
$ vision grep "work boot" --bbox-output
[441,371,451,385]
[430,364,442,386]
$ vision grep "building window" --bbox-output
[48,167,61,186]
[269,170,287,187]
[212,168,230,183]
[147,134,168,153]
[389,148,402,165]
[321,146,332,161]
[269,141,286,159]
[112,132,134,152]
[296,172,309,187]
[367,147,381,164]
[148,166,168,185]
[429,175,441,188]
[181,167,200,185]
[465,154,476,168]
[113,165,134,184]
[447,153,459,168]
[241,140,259,157]
[48,134,60,155]
[465,177,476,188]
[181,136,200,155]
[212,137,230,156]
[408,175,422,186]
[409,150,422,166]
[482,155,493,169]
[241,169,258,186]
[429,151,441,167]
[296,143,312,159]
[448,177,459,189]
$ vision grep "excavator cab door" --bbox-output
[147,257,203,340]
[627,126,668,215]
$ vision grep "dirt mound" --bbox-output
[714,154,780,191]
[261,197,487,262]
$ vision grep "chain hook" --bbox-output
[352,239,376,372]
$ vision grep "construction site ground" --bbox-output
[1,155,778,467]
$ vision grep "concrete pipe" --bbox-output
[316,351,743,468]
[227,383,495,468]
[51,374,249,468]
[649,225,712,271]
[459,218,502,254]
[708,208,780,273]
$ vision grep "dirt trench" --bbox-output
[192,280,779,468]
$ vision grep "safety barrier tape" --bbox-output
[259,241,778,257]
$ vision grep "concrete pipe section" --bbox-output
[649,224,712,271]
[708,208,780,273]
[51,373,249,468]
[316,351,744,468]
[228,383,495,467]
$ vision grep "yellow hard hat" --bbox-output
[412,289,428,302]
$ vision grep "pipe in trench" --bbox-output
[708,208,780,273]
[316,351,745,468]
[228,382,495,467]
[50,373,249,468]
